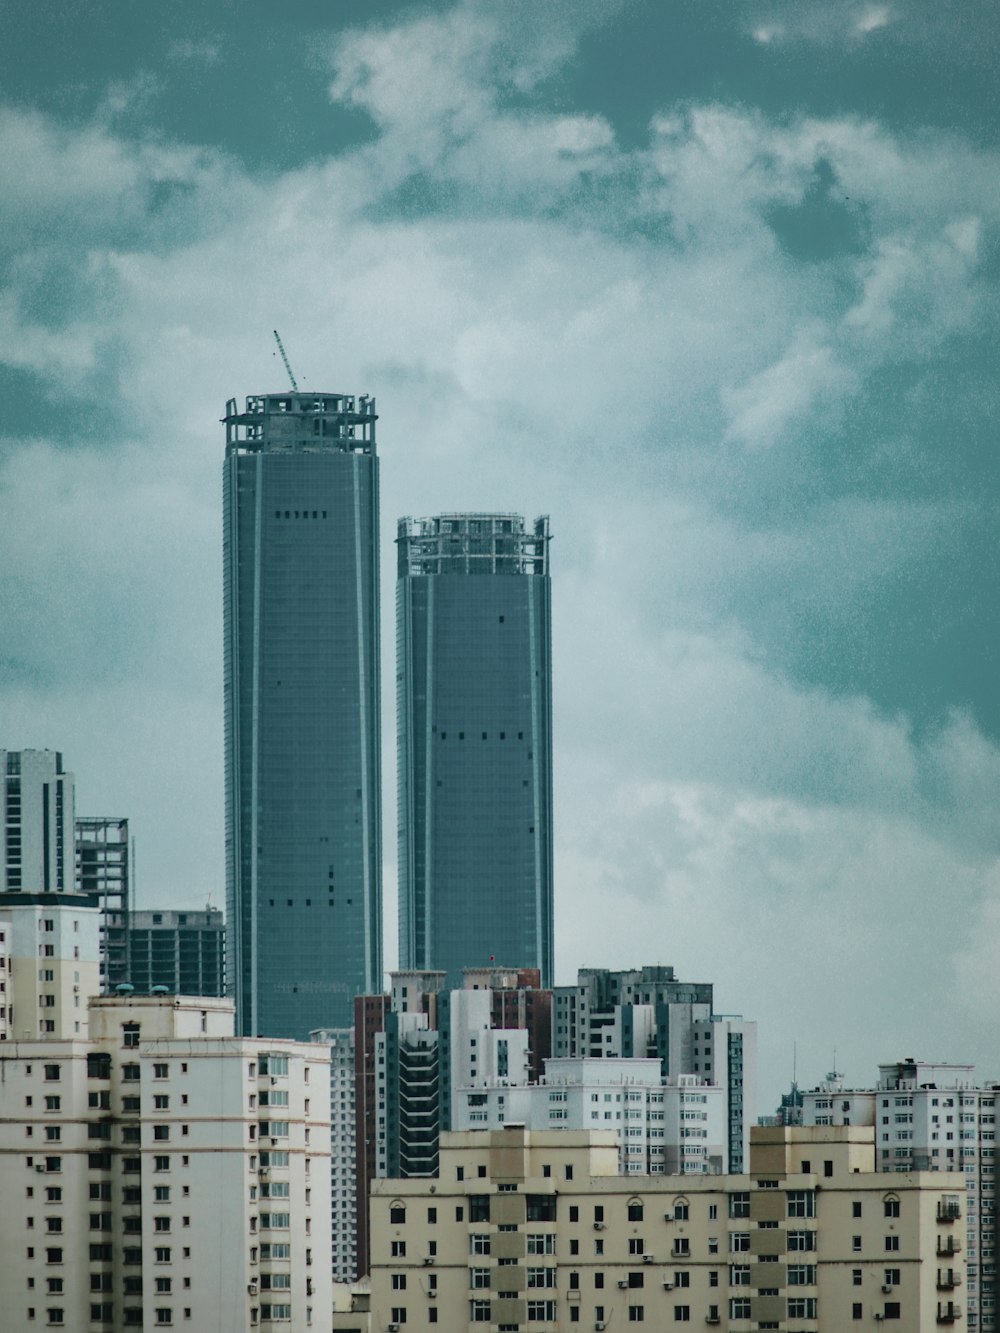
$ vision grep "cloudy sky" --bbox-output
[2,0,998,1107]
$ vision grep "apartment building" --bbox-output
[313,1026,358,1282]
[553,967,757,1172]
[0,994,331,1332]
[0,895,101,1041]
[1,750,75,894]
[370,1124,966,1332]
[354,969,547,1278]
[797,1060,997,1333]
[454,1058,730,1175]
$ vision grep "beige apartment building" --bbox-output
[371,1124,965,1332]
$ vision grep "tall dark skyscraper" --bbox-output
[223,390,382,1038]
[396,513,553,986]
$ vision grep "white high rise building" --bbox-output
[1,750,76,894]
[312,1026,358,1282]
[0,896,100,1041]
[0,994,331,1332]
[798,1059,996,1333]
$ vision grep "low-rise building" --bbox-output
[371,1123,965,1332]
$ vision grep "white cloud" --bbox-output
[746,3,895,47]
[722,335,858,449]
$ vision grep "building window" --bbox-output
[885,1236,900,1252]
[884,1197,900,1218]
[628,1309,645,1323]
[788,1297,818,1318]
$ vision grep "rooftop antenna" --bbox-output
[273,329,299,391]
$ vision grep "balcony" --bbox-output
[937,1238,961,1257]
[938,1200,962,1223]
[937,1304,962,1324]
[937,1270,961,1291]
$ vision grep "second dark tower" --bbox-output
[396,513,553,986]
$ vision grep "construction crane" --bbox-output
[273,329,299,391]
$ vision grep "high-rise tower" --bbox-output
[223,390,382,1038]
[1,749,75,894]
[396,513,553,986]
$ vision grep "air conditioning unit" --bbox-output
[875,1316,883,1323]
[594,1222,605,1231]
[706,1319,720,1327]
[642,1254,653,1263]
[882,1285,893,1294]
[247,1281,258,1296]
[663,1281,674,1290]
[617,1280,629,1289]
[596,1324,606,1332]
[423,1257,433,1266]
[389,1324,400,1332]
[35,1164,46,1174]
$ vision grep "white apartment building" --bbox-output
[455,1057,731,1176]
[446,987,532,1120]
[799,1059,996,1333]
[0,994,331,1332]
[552,968,756,1173]
[0,895,101,1041]
[1,749,76,894]
[312,1025,358,1282]
[371,1123,966,1332]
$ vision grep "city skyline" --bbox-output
[1,0,997,1107]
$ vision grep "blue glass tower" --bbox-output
[224,391,382,1038]
[396,513,553,987]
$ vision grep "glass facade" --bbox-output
[223,391,382,1038]
[396,513,553,986]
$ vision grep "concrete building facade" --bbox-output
[75,816,131,992]
[0,895,100,1041]
[553,967,757,1173]
[796,1060,998,1333]
[2,750,76,895]
[224,389,382,1039]
[396,513,553,986]
[127,908,225,998]
[312,1026,358,1282]
[370,1124,966,1332]
[453,1058,731,1176]
[0,994,331,1332]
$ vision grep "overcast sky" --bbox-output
[2,0,998,1109]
